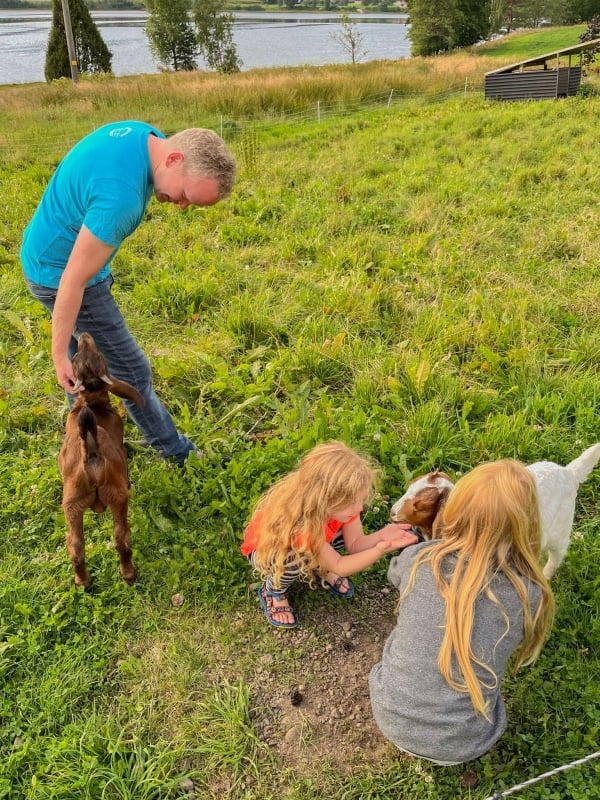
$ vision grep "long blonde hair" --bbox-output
[401,459,554,719]
[250,441,377,588]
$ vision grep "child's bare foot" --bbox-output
[324,572,355,598]
[258,585,298,628]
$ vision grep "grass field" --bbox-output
[474,25,587,58]
[1,28,600,800]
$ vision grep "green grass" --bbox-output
[475,25,587,58]
[2,29,600,800]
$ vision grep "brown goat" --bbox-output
[389,471,454,540]
[58,332,145,589]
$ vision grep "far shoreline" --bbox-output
[1,0,408,12]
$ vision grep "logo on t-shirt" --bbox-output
[109,127,133,138]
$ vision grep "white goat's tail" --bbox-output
[566,442,600,485]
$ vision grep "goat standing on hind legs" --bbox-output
[58,333,145,590]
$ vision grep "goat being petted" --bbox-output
[58,333,144,589]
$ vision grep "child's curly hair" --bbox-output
[250,441,378,589]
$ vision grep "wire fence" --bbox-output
[221,81,478,134]
[483,750,600,800]
[0,81,480,164]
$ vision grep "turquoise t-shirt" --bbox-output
[21,120,161,289]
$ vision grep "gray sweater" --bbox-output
[369,542,542,764]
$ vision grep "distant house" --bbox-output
[485,39,600,101]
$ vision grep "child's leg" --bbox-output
[249,552,300,627]
[323,533,354,597]
[249,551,301,595]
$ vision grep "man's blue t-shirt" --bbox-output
[21,120,162,289]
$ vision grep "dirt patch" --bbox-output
[249,578,400,773]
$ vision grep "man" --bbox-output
[21,121,236,464]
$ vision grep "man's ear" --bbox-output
[165,151,184,167]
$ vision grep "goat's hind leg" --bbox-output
[63,506,92,589]
[110,498,137,584]
[542,542,569,580]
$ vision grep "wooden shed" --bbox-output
[485,39,600,101]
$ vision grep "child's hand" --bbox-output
[379,523,415,542]
[377,524,420,552]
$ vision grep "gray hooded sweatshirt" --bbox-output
[369,542,542,764]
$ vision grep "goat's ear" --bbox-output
[439,485,452,503]
[430,486,452,539]
[107,378,145,408]
[412,487,444,511]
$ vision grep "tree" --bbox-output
[451,0,491,46]
[579,13,600,64]
[407,0,456,55]
[516,0,555,25]
[501,0,522,32]
[331,10,367,64]
[145,0,198,71]
[407,0,491,55]
[45,0,112,81]
[489,0,509,33]
[499,0,575,27]
[193,0,241,74]
[560,0,600,22]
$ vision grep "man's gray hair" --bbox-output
[167,128,236,199]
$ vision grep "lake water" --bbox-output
[0,9,411,86]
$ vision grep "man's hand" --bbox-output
[51,225,114,394]
[55,354,83,394]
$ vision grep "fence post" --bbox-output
[317,101,321,123]
[387,89,394,107]
[61,0,79,85]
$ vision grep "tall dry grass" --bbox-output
[0,53,512,119]
[0,53,517,166]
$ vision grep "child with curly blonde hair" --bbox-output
[241,441,419,628]
[369,459,555,764]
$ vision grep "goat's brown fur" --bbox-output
[389,471,453,540]
[58,333,144,589]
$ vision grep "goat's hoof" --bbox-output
[74,574,92,591]
[122,571,137,585]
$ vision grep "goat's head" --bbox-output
[390,471,454,539]
[72,333,145,407]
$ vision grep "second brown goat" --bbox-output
[58,332,145,589]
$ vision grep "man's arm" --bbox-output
[52,225,115,392]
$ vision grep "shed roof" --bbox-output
[485,38,600,76]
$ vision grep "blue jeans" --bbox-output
[25,274,196,463]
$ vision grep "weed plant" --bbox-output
[1,33,600,800]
